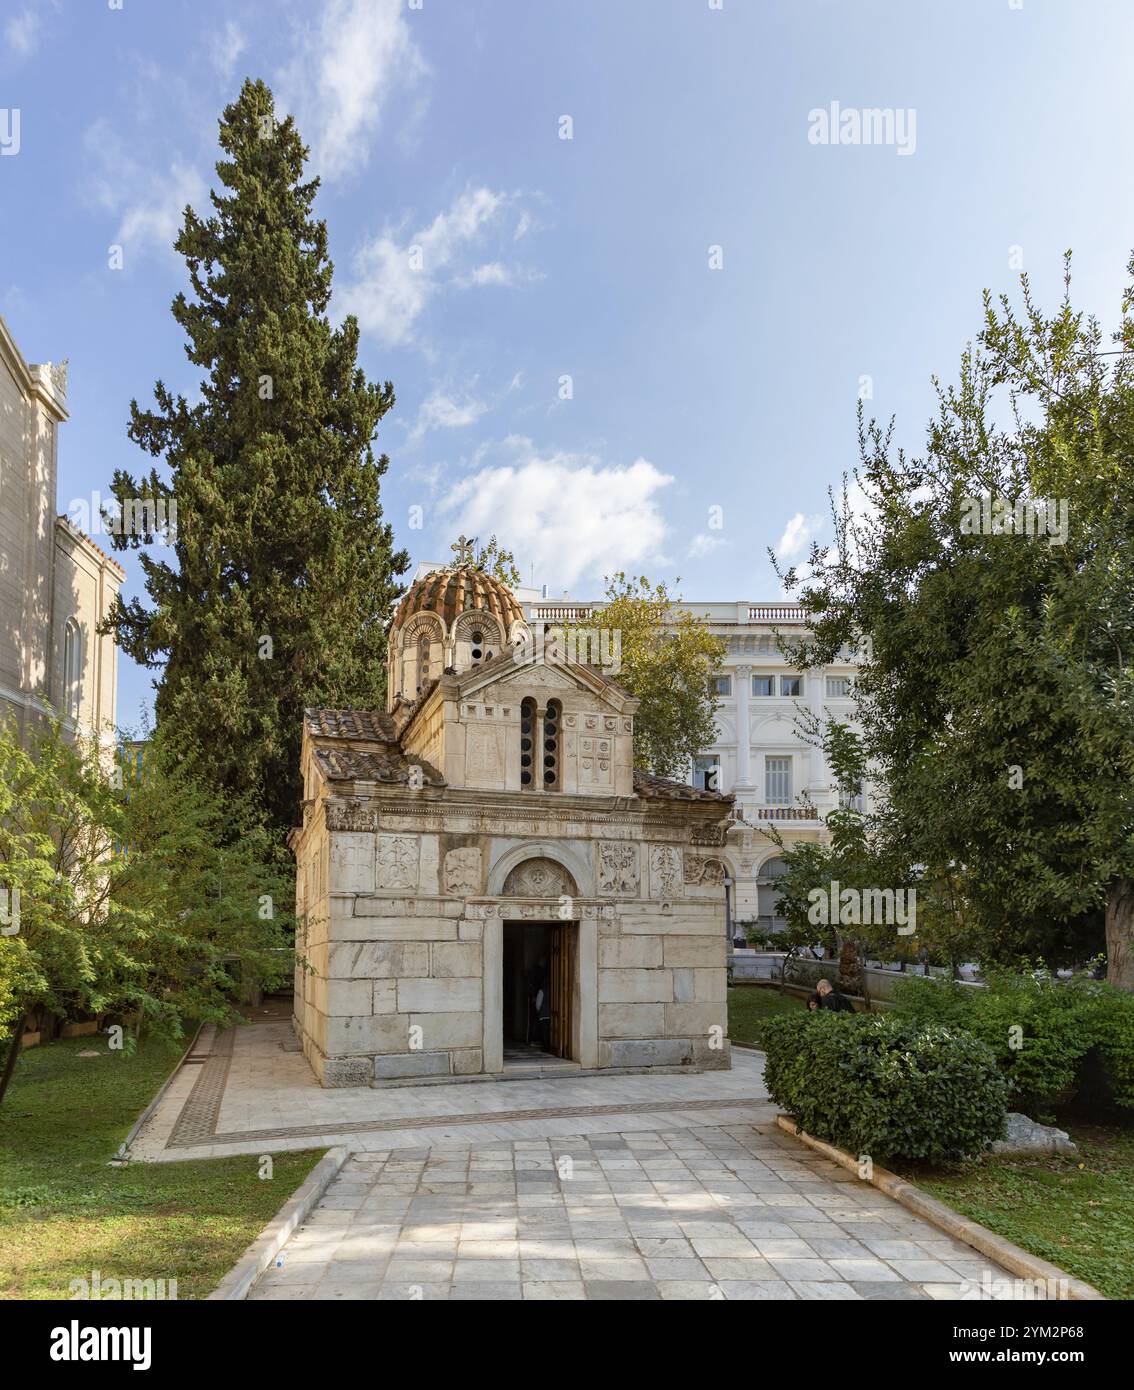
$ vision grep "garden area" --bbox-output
[0,1031,323,1300]
[735,971,1134,1299]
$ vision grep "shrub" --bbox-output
[891,970,1134,1115]
[761,1011,1008,1162]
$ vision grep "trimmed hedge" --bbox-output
[761,1012,1008,1162]
[891,971,1134,1116]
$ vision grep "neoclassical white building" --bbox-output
[0,314,122,749]
[524,597,862,933]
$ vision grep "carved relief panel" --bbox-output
[598,842,640,896]
[649,844,683,900]
[683,853,727,887]
[330,832,375,893]
[444,846,482,897]
[375,834,420,890]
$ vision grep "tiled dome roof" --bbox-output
[391,565,524,634]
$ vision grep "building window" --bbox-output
[826,676,851,698]
[751,674,774,697]
[757,636,772,655]
[520,698,536,788]
[62,619,82,721]
[693,754,720,792]
[781,675,802,697]
[839,784,865,813]
[417,634,430,693]
[765,756,791,804]
[543,699,561,789]
[713,674,732,696]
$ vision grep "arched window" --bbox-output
[520,698,536,788]
[62,619,82,721]
[543,699,561,789]
[417,633,431,693]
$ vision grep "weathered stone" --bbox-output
[410,1011,482,1049]
[397,978,481,1014]
[372,1051,450,1080]
[990,1113,1078,1156]
[663,936,725,967]
[451,1047,484,1075]
[599,936,662,969]
[599,968,673,1004]
[672,968,695,1003]
[431,942,481,978]
[327,941,429,979]
[598,1003,666,1038]
[608,1038,692,1068]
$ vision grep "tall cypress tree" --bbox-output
[106,79,408,835]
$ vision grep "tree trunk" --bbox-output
[1106,877,1134,991]
[0,1011,27,1109]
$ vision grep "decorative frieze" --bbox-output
[502,857,574,897]
[650,844,683,899]
[683,853,727,887]
[326,802,379,832]
[444,846,482,896]
[598,842,640,896]
[375,834,420,889]
[690,823,728,846]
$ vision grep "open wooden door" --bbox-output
[547,922,575,1059]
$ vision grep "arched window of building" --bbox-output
[62,619,82,721]
[520,698,536,788]
[417,633,431,693]
[542,699,561,789]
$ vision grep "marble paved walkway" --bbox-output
[130,1014,1021,1300]
[248,1124,1020,1302]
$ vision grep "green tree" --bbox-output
[473,534,522,587]
[775,252,1134,987]
[0,717,290,1108]
[569,573,725,780]
[103,78,408,837]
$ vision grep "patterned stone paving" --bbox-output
[248,1126,1020,1302]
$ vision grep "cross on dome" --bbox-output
[450,534,477,565]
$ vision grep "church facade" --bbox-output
[290,561,734,1087]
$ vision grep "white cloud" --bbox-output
[777,511,825,561]
[439,439,673,588]
[340,186,533,346]
[83,121,206,261]
[277,0,426,183]
[209,20,246,83]
[5,6,42,58]
[687,532,726,558]
[409,384,490,443]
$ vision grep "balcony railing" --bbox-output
[532,606,597,622]
[743,805,820,821]
[747,605,807,623]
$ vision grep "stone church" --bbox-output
[290,557,734,1086]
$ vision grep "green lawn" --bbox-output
[727,984,806,1046]
[0,1032,324,1300]
[899,1124,1134,1301]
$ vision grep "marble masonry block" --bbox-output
[348,912,459,942]
[664,1002,724,1037]
[410,1011,482,1049]
[323,1013,411,1056]
[692,967,727,1002]
[372,980,398,1013]
[619,911,719,937]
[690,1037,731,1068]
[458,919,483,941]
[598,967,673,1004]
[608,1038,692,1068]
[321,979,372,1016]
[430,942,481,977]
[598,936,662,969]
[451,1047,484,1075]
[328,941,430,979]
[372,1051,450,1080]
[672,968,695,1003]
[598,1002,665,1038]
[329,832,375,893]
[663,935,726,967]
[397,977,481,1013]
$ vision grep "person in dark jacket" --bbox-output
[816,979,854,1013]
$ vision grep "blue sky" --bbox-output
[4,0,1134,730]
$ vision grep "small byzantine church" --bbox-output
[290,541,734,1086]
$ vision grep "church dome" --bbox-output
[391,564,524,636]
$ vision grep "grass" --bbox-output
[897,1122,1134,1302]
[0,1031,324,1300]
[727,983,806,1046]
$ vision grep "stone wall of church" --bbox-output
[295,813,731,1087]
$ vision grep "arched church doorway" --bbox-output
[502,920,576,1066]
